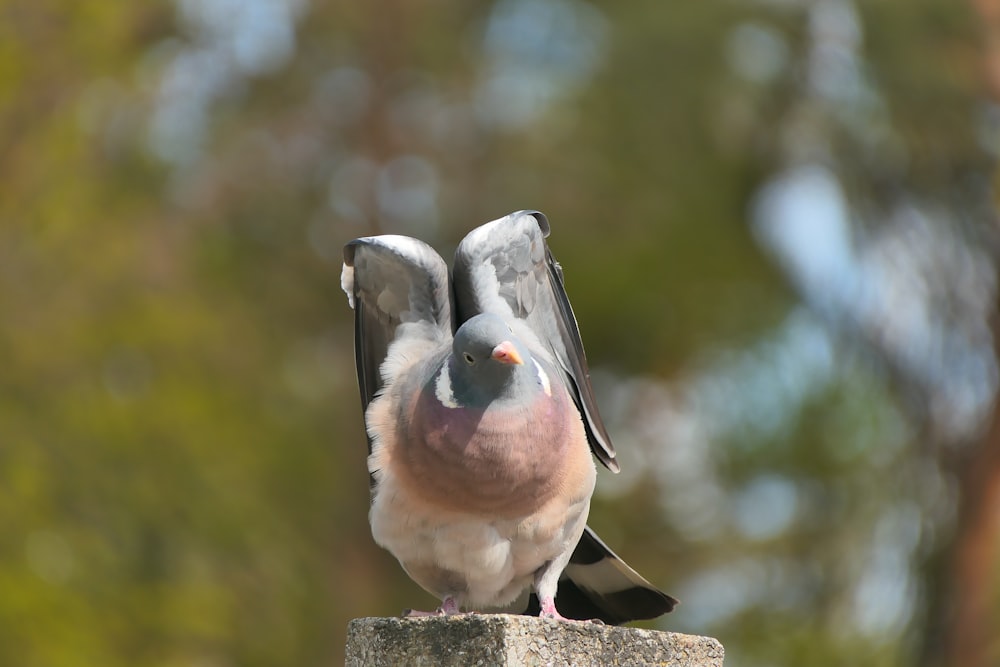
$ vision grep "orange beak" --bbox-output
[491,341,524,365]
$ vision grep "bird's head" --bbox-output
[449,313,536,404]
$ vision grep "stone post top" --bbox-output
[346,614,724,667]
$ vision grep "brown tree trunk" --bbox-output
[938,404,1000,667]
[923,7,1000,665]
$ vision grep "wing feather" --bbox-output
[341,235,453,423]
[452,211,619,472]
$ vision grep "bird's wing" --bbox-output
[341,234,453,422]
[452,210,619,472]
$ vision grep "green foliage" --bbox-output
[1,1,994,665]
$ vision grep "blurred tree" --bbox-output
[1,0,996,666]
[921,6,1000,667]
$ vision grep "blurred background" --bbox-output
[3,1,999,665]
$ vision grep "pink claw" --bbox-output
[538,598,605,624]
[439,596,461,615]
[538,597,570,622]
[403,595,461,617]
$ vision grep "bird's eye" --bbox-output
[463,352,475,365]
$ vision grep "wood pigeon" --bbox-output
[341,210,678,624]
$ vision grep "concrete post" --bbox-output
[346,614,724,667]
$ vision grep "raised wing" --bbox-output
[341,235,453,418]
[452,211,619,472]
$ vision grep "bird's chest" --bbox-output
[392,385,580,518]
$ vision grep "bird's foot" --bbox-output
[402,595,462,617]
[538,597,571,622]
[401,609,439,617]
[538,597,604,624]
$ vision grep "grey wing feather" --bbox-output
[341,235,453,421]
[452,211,619,473]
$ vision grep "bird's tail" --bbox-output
[525,525,679,625]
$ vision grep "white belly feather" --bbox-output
[369,462,593,608]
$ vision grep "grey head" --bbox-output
[447,313,539,408]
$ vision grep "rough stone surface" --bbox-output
[345,615,724,667]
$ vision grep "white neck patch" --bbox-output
[434,364,460,408]
[533,359,552,397]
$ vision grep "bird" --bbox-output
[341,210,678,624]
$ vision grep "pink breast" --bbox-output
[394,384,577,518]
